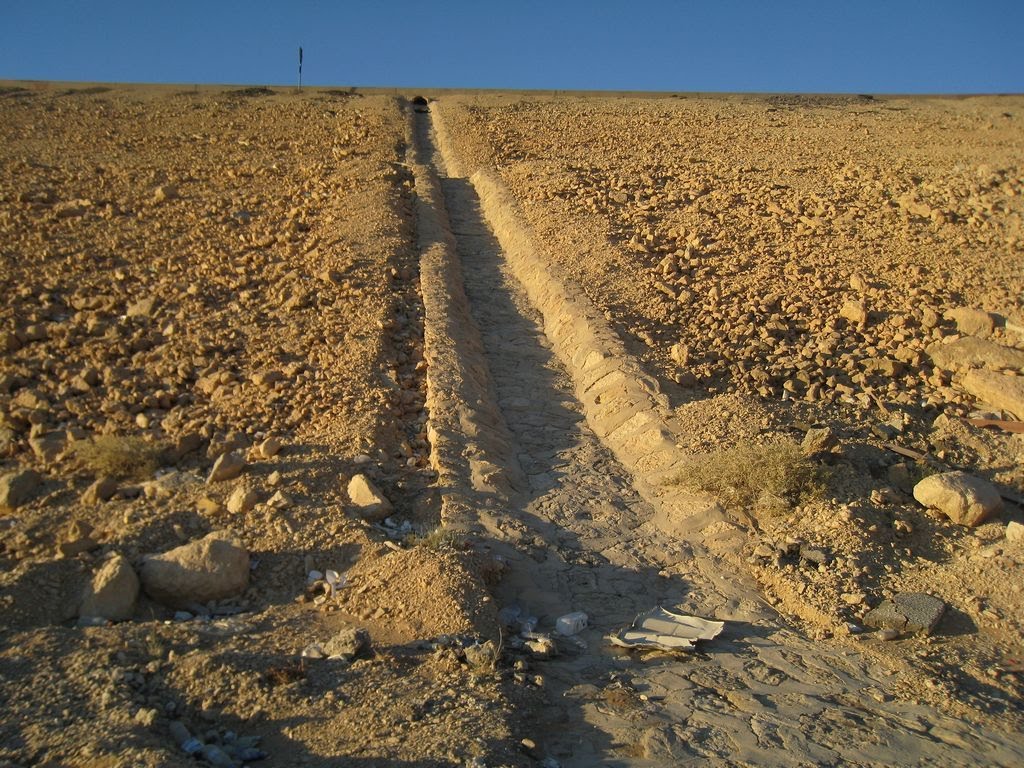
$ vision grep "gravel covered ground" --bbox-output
[1,84,1023,766]
[0,84,520,767]
[438,90,1024,726]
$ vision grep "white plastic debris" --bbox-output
[301,643,327,659]
[324,570,345,592]
[608,606,724,651]
[555,611,588,636]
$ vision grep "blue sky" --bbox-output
[1,1,1021,93]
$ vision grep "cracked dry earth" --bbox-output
[1,84,1023,767]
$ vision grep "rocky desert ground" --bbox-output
[1,82,1022,767]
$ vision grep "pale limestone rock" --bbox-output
[1005,521,1024,545]
[257,436,282,458]
[207,452,245,483]
[961,369,1024,418]
[80,554,139,621]
[913,471,1003,527]
[126,296,158,318]
[226,486,258,514]
[139,531,249,607]
[347,473,392,521]
[0,469,41,509]
[840,300,868,326]
[927,336,1024,373]
[944,306,995,338]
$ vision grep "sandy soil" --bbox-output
[1,83,1023,767]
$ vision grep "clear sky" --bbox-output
[1,1,1021,94]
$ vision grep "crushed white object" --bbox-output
[608,606,724,651]
[301,643,327,659]
[324,570,345,592]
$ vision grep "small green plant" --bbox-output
[72,434,167,480]
[672,440,828,515]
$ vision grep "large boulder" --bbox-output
[139,531,249,607]
[913,471,1003,527]
[79,554,139,621]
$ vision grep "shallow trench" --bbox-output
[410,103,1024,767]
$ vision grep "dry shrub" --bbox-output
[72,435,167,480]
[406,527,463,551]
[673,440,827,515]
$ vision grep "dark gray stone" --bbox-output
[864,592,945,635]
[799,544,831,566]
[323,627,370,661]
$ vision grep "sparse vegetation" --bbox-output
[672,440,828,515]
[406,526,463,551]
[71,434,167,480]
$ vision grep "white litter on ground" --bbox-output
[608,606,724,651]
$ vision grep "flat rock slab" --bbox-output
[864,593,946,635]
[961,369,1024,419]
[944,306,996,337]
[139,530,249,608]
[913,470,1003,527]
[927,336,1024,372]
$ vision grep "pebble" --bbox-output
[81,476,118,504]
[267,490,290,509]
[58,519,100,557]
[1007,521,1024,545]
[226,486,259,514]
[257,436,282,458]
[323,627,370,661]
[207,452,246,484]
[555,611,588,636]
[840,299,868,326]
[801,426,837,455]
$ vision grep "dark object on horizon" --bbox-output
[298,46,303,90]
[412,95,429,113]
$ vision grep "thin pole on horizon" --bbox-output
[298,46,303,90]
